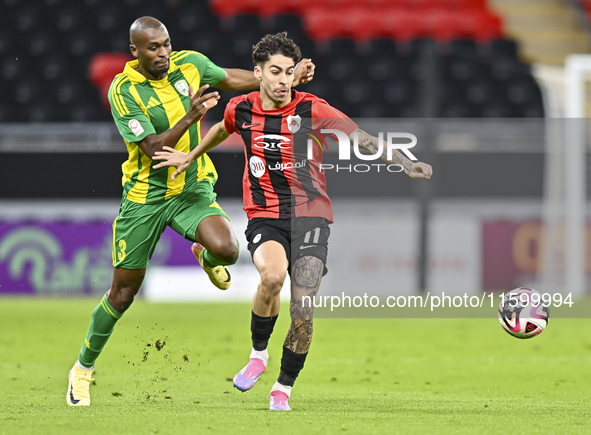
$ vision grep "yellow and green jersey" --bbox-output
[108,50,226,204]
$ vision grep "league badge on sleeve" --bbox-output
[128,119,144,137]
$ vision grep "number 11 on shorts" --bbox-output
[304,228,321,244]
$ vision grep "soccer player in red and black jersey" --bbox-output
[153,32,432,411]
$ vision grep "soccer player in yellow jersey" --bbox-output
[66,16,314,407]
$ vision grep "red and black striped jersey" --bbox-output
[224,90,358,222]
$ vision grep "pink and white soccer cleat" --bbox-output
[269,390,291,411]
[233,358,267,392]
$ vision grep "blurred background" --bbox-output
[1,0,557,122]
[1,0,590,303]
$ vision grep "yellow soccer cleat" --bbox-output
[192,243,231,290]
[66,364,93,407]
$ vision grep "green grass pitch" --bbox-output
[0,298,590,434]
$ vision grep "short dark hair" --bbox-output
[252,32,302,66]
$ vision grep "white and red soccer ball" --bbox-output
[497,287,550,339]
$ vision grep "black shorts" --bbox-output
[245,217,331,276]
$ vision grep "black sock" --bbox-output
[277,346,308,387]
[251,311,278,351]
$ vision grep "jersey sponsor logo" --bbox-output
[269,158,307,171]
[242,122,260,129]
[287,114,301,133]
[249,156,266,178]
[128,119,144,137]
[175,80,189,96]
[253,134,291,151]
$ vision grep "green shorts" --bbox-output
[112,181,228,269]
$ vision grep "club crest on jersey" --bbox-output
[175,80,189,96]
[287,115,301,133]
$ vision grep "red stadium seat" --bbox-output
[403,0,440,8]
[321,0,359,8]
[89,52,133,109]
[304,8,348,41]
[422,9,464,41]
[346,10,387,41]
[282,0,321,14]
[579,0,591,23]
[210,0,253,17]
[333,8,382,41]
[266,0,319,16]
[257,1,290,17]
[461,10,503,41]
[441,0,487,9]
[365,0,405,7]
[381,9,426,41]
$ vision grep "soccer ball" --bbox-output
[497,287,550,339]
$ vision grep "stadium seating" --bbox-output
[303,8,503,42]
[577,0,591,34]
[89,53,134,109]
[581,0,591,14]
[210,0,491,16]
[0,0,544,122]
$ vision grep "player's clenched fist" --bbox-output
[409,162,433,179]
[294,58,315,85]
[188,84,220,123]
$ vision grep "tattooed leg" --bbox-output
[284,256,324,354]
[273,256,324,396]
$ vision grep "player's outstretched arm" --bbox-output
[215,59,314,91]
[215,69,259,91]
[152,120,231,180]
[350,128,433,179]
[138,84,219,158]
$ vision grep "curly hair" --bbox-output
[252,32,302,66]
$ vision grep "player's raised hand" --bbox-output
[294,58,315,85]
[152,146,191,180]
[408,162,433,179]
[187,84,220,123]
